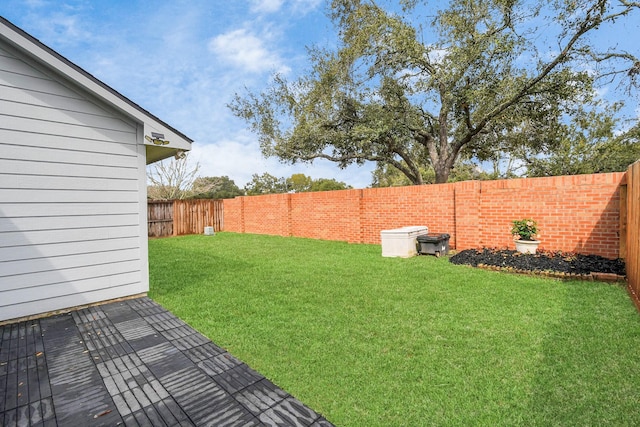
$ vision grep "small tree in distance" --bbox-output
[286,173,314,193]
[244,172,288,195]
[147,153,200,200]
[310,178,352,192]
[245,172,351,195]
[191,176,245,199]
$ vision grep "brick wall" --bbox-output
[360,184,456,245]
[477,174,623,257]
[243,193,291,236]
[223,197,243,233]
[290,190,363,242]
[223,172,625,259]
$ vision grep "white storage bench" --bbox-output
[380,226,429,257]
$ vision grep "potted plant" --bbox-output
[511,218,540,254]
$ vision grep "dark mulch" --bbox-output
[449,248,626,276]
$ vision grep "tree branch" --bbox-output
[472,1,638,138]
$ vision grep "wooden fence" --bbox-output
[147,199,223,238]
[625,160,640,309]
[148,200,173,237]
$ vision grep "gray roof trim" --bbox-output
[0,16,193,145]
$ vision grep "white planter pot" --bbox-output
[515,240,540,254]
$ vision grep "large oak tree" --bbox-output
[230,0,639,184]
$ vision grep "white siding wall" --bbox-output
[0,43,147,321]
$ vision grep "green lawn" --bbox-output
[148,233,640,426]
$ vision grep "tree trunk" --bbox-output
[433,161,450,184]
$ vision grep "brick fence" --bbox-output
[223,172,625,259]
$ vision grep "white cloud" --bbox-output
[250,0,322,15]
[189,135,273,187]
[33,12,92,47]
[250,0,285,13]
[3,0,371,189]
[291,0,323,14]
[189,132,374,189]
[208,28,289,74]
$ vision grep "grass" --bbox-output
[148,233,640,426]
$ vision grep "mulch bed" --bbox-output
[449,248,626,282]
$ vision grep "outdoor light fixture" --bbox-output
[174,150,186,160]
[145,132,170,145]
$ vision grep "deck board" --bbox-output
[0,297,334,426]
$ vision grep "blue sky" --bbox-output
[1,1,638,189]
[0,0,375,188]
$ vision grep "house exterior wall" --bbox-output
[0,42,148,321]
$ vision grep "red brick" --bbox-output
[222,172,625,258]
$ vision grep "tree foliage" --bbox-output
[371,160,494,186]
[230,0,639,184]
[523,111,640,176]
[286,173,314,192]
[191,176,244,199]
[244,173,288,195]
[310,178,352,191]
[244,172,351,195]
